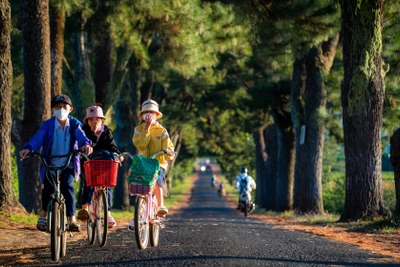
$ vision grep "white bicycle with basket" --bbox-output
[125,149,167,249]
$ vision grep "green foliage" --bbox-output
[322,171,345,214]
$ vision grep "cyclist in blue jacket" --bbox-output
[19,94,93,232]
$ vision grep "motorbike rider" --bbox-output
[218,181,226,196]
[234,167,256,209]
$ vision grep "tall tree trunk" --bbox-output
[272,107,295,212]
[291,55,307,211]
[112,83,135,209]
[165,128,182,190]
[113,56,139,208]
[254,128,267,208]
[50,5,65,98]
[71,15,94,121]
[389,129,400,216]
[291,35,339,214]
[0,0,23,211]
[19,0,51,212]
[264,124,278,211]
[93,0,113,106]
[104,47,132,112]
[340,0,390,221]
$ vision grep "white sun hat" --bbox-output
[138,99,163,119]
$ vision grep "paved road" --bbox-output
[15,171,399,266]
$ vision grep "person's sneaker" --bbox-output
[36,217,47,232]
[127,219,135,232]
[157,206,168,216]
[108,215,116,228]
[77,209,89,221]
[68,222,81,232]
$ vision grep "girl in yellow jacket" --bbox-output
[132,99,175,217]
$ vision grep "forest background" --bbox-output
[0,0,399,225]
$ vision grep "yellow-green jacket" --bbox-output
[132,122,174,170]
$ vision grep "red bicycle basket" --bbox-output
[84,160,119,187]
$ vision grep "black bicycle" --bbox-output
[23,150,83,261]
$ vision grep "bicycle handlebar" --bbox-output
[23,150,85,172]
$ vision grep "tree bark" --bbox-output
[113,56,139,209]
[389,129,400,216]
[19,0,51,212]
[340,0,390,221]
[104,47,132,112]
[254,128,267,208]
[272,107,295,212]
[93,0,113,106]
[112,83,135,209]
[291,35,339,214]
[71,14,94,121]
[264,124,278,211]
[0,0,23,211]
[50,5,65,98]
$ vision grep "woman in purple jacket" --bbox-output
[19,94,93,232]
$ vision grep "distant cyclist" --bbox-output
[234,167,256,209]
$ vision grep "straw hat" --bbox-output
[138,99,163,119]
[83,106,106,124]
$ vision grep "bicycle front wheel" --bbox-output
[87,201,96,245]
[149,196,160,247]
[134,196,149,249]
[50,201,61,261]
[60,202,67,258]
[95,189,108,247]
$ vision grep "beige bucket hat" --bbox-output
[83,106,106,124]
[138,99,163,119]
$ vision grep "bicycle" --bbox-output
[82,151,131,247]
[126,149,167,249]
[22,150,83,261]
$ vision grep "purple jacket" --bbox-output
[22,116,92,183]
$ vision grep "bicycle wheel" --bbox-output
[50,201,61,261]
[87,200,96,245]
[60,203,67,258]
[134,196,149,249]
[149,196,160,247]
[244,201,248,217]
[95,190,108,247]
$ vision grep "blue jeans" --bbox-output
[42,168,76,217]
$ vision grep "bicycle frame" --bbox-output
[132,188,159,225]
[45,169,66,233]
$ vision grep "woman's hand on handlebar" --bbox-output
[164,147,175,157]
[19,149,30,159]
[81,145,93,155]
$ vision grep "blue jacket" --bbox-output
[22,116,92,183]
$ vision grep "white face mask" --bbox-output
[142,113,155,120]
[54,108,69,121]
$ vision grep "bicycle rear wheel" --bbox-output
[50,202,61,261]
[149,196,160,247]
[95,189,108,247]
[60,203,67,257]
[134,196,149,249]
[87,201,95,245]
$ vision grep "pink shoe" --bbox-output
[108,215,116,228]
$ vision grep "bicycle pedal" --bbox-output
[69,232,74,237]
[159,223,165,230]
